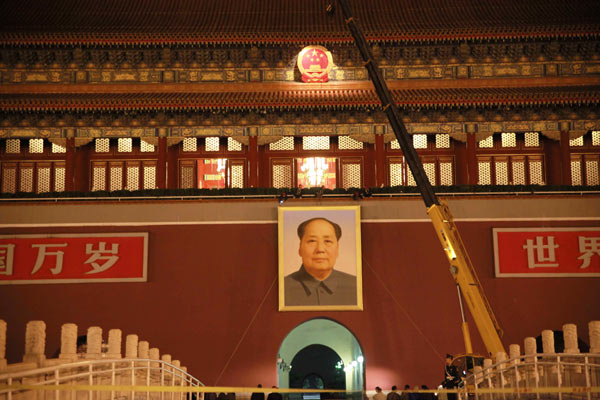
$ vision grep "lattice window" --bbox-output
[413,134,428,149]
[6,139,20,154]
[205,137,220,152]
[143,165,156,189]
[478,135,494,148]
[302,136,330,150]
[52,142,66,153]
[342,163,361,189]
[126,165,139,191]
[390,139,401,150]
[183,137,197,152]
[439,162,453,185]
[272,164,292,188]
[571,160,583,186]
[495,161,509,185]
[20,167,34,192]
[227,137,243,151]
[512,160,526,185]
[54,166,65,192]
[1,166,16,193]
[95,138,110,153]
[389,163,403,186]
[270,137,295,151]
[524,132,540,147]
[109,164,123,191]
[570,136,584,147]
[37,167,51,193]
[529,160,544,185]
[29,138,44,154]
[586,159,599,186]
[571,160,582,185]
[501,132,516,148]
[140,139,155,152]
[593,131,600,146]
[118,138,132,153]
[436,134,450,149]
[92,164,106,191]
[230,164,244,188]
[478,161,491,185]
[423,162,436,185]
[338,136,364,150]
[406,167,416,186]
[180,164,195,189]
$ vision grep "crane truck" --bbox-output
[330,0,507,363]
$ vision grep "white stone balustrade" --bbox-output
[86,326,102,359]
[149,347,159,368]
[0,319,7,369]
[23,320,46,365]
[126,334,138,358]
[59,323,78,362]
[590,321,600,353]
[563,324,580,354]
[106,329,122,359]
[138,340,149,359]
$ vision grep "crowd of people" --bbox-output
[372,384,435,400]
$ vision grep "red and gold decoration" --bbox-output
[298,45,334,83]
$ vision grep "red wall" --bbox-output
[1,219,599,390]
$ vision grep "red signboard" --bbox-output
[493,228,600,277]
[0,233,148,284]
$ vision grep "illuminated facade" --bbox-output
[0,0,599,193]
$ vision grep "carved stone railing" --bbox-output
[463,321,600,400]
[0,320,203,400]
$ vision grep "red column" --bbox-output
[248,135,259,187]
[560,130,572,185]
[73,141,90,192]
[167,141,178,189]
[156,136,167,189]
[65,137,75,192]
[544,135,562,185]
[466,133,478,185]
[374,134,385,187]
[364,142,376,188]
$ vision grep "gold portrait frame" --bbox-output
[278,205,363,311]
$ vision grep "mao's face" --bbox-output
[299,219,339,280]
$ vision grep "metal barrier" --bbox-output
[463,353,600,400]
[0,358,203,400]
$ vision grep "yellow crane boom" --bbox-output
[332,0,506,357]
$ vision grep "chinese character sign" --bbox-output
[0,233,147,284]
[493,228,600,277]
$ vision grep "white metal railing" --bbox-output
[462,353,600,400]
[0,358,204,400]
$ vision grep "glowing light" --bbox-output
[357,356,364,363]
[351,360,358,367]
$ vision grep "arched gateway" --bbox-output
[277,319,364,399]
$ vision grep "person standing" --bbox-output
[250,385,265,400]
[386,386,400,400]
[399,385,410,400]
[373,387,386,400]
[266,386,282,400]
[442,355,461,400]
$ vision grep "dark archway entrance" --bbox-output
[289,344,346,392]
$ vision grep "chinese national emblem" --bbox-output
[298,46,333,83]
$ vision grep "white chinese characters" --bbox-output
[521,235,600,270]
[84,242,120,274]
[0,241,120,276]
[0,244,16,275]
[578,236,600,269]
[522,236,559,268]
